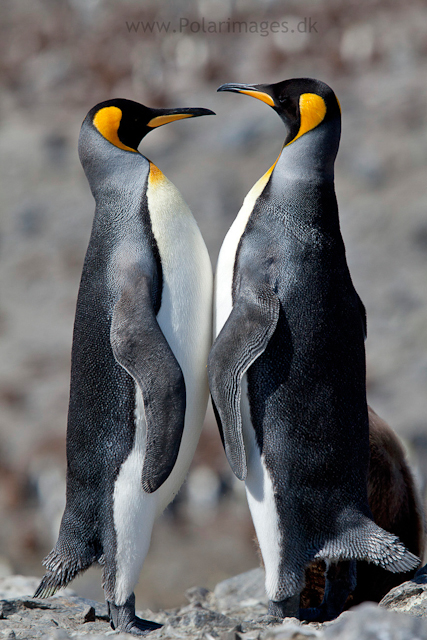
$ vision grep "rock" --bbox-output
[214,567,268,615]
[380,570,427,616]
[322,602,427,639]
[185,585,213,605]
[0,593,110,639]
[167,601,240,629]
[262,620,322,639]
[1,574,427,639]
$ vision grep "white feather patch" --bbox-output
[241,376,282,600]
[113,386,156,605]
[214,164,275,337]
[146,165,212,513]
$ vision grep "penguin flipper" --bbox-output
[209,283,280,480]
[111,268,186,494]
[316,515,420,573]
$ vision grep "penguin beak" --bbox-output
[217,83,276,108]
[147,107,215,128]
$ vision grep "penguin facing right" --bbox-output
[34,98,213,635]
[208,78,420,618]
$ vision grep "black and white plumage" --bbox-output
[34,99,214,635]
[209,78,419,618]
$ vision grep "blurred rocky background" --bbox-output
[1,0,427,614]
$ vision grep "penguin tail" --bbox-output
[34,543,99,599]
[315,515,420,573]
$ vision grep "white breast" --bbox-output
[146,165,212,386]
[146,164,213,509]
[214,164,275,337]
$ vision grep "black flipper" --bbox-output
[34,510,102,598]
[34,545,99,598]
[316,515,420,573]
[110,267,186,493]
[208,283,280,480]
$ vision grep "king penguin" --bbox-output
[34,98,214,635]
[208,78,419,618]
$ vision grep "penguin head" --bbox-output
[218,78,341,168]
[84,98,215,153]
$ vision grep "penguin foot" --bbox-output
[299,606,331,623]
[299,560,357,622]
[108,593,162,636]
[250,614,285,625]
[268,595,300,619]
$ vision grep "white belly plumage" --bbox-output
[113,166,212,604]
[241,377,282,600]
[214,165,282,601]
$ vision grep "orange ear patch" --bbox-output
[93,106,137,152]
[287,93,327,146]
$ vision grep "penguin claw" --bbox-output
[108,593,162,636]
[122,616,163,636]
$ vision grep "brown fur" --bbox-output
[300,406,425,610]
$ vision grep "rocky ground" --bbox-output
[2,568,427,640]
[1,0,427,614]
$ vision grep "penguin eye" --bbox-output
[278,95,297,120]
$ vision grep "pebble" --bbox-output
[1,572,427,640]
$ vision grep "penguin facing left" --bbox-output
[209,78,419,618]
[34,98,214,635]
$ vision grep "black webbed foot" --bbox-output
[299,560,357,622]
[268,594,300,618]
[108,593,162,636]
[299,605,331,623]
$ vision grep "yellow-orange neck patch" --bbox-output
[262,155,279,182]
[93,106,137,152]
[286,93,327,146]
[149,162,166,186]
[249,153,280,197]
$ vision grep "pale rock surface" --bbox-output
[380,566,427,617]
[2,570,427,640]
